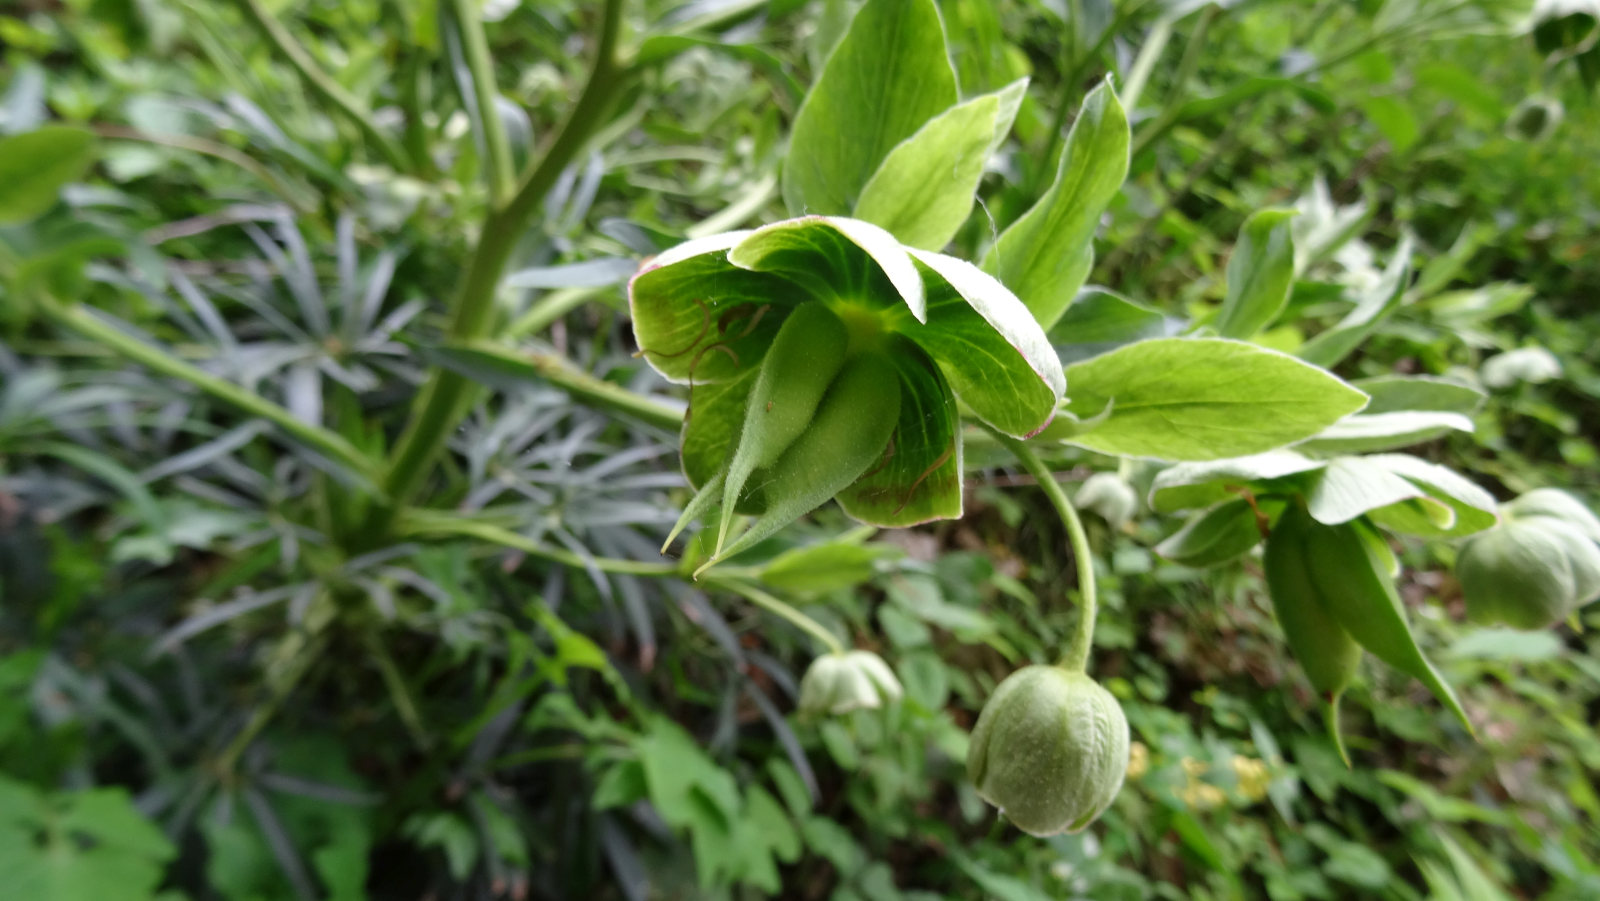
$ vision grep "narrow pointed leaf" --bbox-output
[781,0,958,217]
[982,80,1129,329]
[1214,208,1297,339]
[1297,234,1414,368]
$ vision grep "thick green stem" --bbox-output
[512,351,683,430]
[989,428,1098,673]
[449,0,515,204]
[232,0,412,172]
[707,577,845,655]
[399,511,681,577]
[43,300,380,485]
[373,0,630,527]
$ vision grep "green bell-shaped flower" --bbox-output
[1457,489,1600,629]
[630,216,1065,571]
[966,665,1129,836]
[798,650,903,716]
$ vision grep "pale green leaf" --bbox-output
[1214,208,1297,339]
[1297,234,1413,368]
[1062,338,1369,461]
[982,80,1129,329]
[1148,450,1326,512]
[0,126,96,224]
[854,79,1026,250]
[1297,410,1475,455]
[781,0,958,216]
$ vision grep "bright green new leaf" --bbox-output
[760,539,902,593]
[983,80,1129,329]
[1214,208,1297,339]
[0,126,96,224]
[1062,338,1368,461]
[854,78,1026,250]
[781,0,958,217]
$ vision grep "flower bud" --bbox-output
[1076,472,1139,529]
[797,650,903,716]
[966,666,1129,836]
[1506,96,1564,142]
[1458,500,1600,629]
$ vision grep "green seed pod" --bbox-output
[1300,515,1473,735]
[1458,517,1600,629]
[1076,472,1139,529]
[717,302,850,552]
[1263,503,1362,764]
[967,666,1129,836]
[694,352,901,575]
[798,650,903,716]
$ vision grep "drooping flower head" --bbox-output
[630,216,1063,572]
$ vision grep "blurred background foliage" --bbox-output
[1,0,1598,899]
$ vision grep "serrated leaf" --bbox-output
[1062,339,1368,461]
[854,79,1026,250]
[781,0,958,216]
[982,80,1129,329]
[1215,208,1297,339]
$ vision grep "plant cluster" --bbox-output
[2,0,1599,898]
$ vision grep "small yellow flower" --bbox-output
[1127,742,1149,780]
[1231,755,1271,802]
[1180,756,1209,778]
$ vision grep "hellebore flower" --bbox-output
[798,650,903,716]
[966,665,1130,836]
[1458,488,1600,629]
[630,216,1064,571]
[1076,472,1139,529]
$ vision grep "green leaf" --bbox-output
[781,0,958,217]
[0,126,96,224]
[835,339,963,525]
[854,79,1026,250]
[1360,96,1420,153]
[905,250,1065,436]
[682,367,757,488]
[1155,497,1279,567]
[1297,410,1475,455]
[1214,208,1297,339]
[1051,287,1175,362]
[1305,456,1451,526]
[0,780,175,901]
[759,539,901,593]
[1062,338,1369,461]
[1352,374,1485,416]
[982,80,1129,329]
[1149,450,1325,512]
[1363,453,1498,537]
[1297,234,1413,368]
